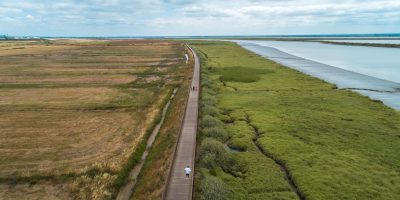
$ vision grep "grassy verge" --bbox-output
[192,41,400,200]
[109,87,175,199]
[129,48,193,199]
[129,84,189,199]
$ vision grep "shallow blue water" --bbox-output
[238,41,400,84]
[233,40,400,110]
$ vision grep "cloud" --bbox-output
[180,1,400,24]
[0,0,400,36]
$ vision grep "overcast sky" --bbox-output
[1,0,400,36]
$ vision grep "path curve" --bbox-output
[164,46,200,200]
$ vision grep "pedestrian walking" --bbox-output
[184,166,191,178]
[185,53,189,64]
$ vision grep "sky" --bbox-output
[1,0,400,36]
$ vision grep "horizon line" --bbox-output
[2,33,400,39]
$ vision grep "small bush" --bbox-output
[218,114,234,124]
[209,169,217,176]
[202,87,217,96]
[201,105,219,116]
[227,138,248,152]
[201,92,215,99]
[200,138,230,168]
[202,127,229,142]
[201,139,248,177]
[199,175,230,200]
[201,95,217,106]
[201,152,218,169]
[223,156,248,178]
[201,77,212,88]
[201,115,223,129]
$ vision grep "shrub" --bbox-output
[223,156,248,178]
[200,138,230,168]
[201,77,212,88]
[201,95,217,107]
[201,152,218,169]
[201,115,223,129]
[209,169,217,176]
[199,175,230,200]
[202,87,217,96]
[201,105,219,116]
[202,127,229,142]
[227,138,248,152]
[200,138,247,177]
[218,114,234,124]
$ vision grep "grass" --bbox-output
[0,39,188,199]
[219,66,273,83]
[129,85,188,199]
[192,41,400,200]
[129,47,193,200]
[110,87,173,198]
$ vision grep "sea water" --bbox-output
[233,40,400,109]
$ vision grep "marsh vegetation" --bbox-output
[193,41,400,200]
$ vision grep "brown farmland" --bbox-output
[0,39,188,199]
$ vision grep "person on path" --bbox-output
[185,53,189,64]
[184,166,191,178]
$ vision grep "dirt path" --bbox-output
[164,47,200,200]
[116,88,178,200]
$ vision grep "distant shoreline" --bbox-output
[2,33,400,40]
[2,36,400,49]
[317,41,400,48]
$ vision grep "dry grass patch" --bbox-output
[0,39,188,199]
[0,87,118,109]
[0,45,78,56]
[0,110,140,177]
[0,74,137,85]
[0,181,71,200]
